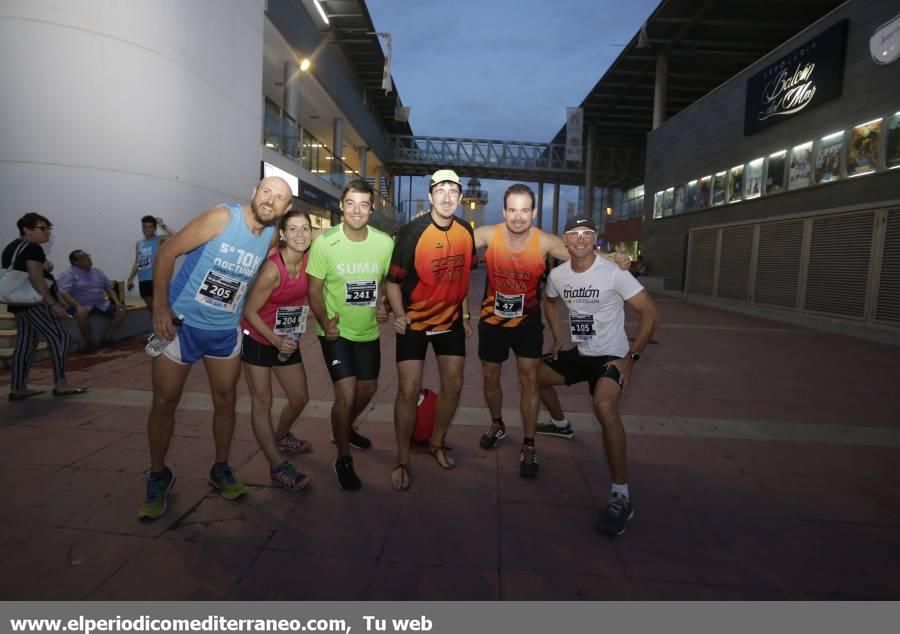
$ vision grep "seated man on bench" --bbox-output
[57,250,126,352]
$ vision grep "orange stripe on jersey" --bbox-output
[389,214,476,332]
[481,226,546,327]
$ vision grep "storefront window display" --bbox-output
[728,165,744,203]
[886,112,900,170]
[789,142,813,190]
[815,131,844,183]
[847,119,881,177]
[744,158,763,199]
[765,150,787,194]
[712,171,727,206]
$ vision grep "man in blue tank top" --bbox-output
[127,215,172,313]
[138,176,293,521]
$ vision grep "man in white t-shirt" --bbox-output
[539,217,660,537]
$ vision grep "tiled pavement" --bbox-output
[1,269,899,600]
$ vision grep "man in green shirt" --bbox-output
[307,179,394,490]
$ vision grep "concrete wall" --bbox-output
[643,0,900,289]
[0,0,265,294]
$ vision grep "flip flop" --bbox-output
[52,387,89,396]
[391,464,410,491]
[8,390,46,401]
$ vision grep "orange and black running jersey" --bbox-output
[388,214,476,332]
[481,227,546,327]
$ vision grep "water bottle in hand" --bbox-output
[277,333,300,363]
[145,315,184,358]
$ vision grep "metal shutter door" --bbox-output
[875,209,900,325]
[754,220,803,309]
[687,229,717,296]
[804,212,875,319]
[717,225,754,302]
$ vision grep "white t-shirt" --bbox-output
[545,255,644,357]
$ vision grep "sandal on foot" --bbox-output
[52,387,88,397]
[429,444,456,470]
[391,464,410,491]
[8,389,46,401]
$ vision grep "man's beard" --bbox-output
[251,204,279,227]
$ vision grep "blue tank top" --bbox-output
[136,237,159,282]
[170,204,274,330]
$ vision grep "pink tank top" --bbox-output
[241,250,309,345]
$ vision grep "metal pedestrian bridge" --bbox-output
[385,135,642,187]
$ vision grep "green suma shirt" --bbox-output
[306,223,394,342]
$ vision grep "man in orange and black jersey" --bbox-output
[471,184,571,479]
[385,169,476,491]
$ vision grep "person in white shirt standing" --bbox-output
[539,217,660,537]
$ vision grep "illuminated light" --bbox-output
[748,158,764,166]
[715,171,726,177]
[666,187,674,193]
[732,164,743,171]
[313,0,329,24]
[849,171,873,178]
[769,150,787,158]
[606,207,613,216]
[687,180,698,185]
[470,202,476,210]
[792,142,813,151]
[890,164,900,170]
[700,175,711,181]
[856,118,882,128]
[821,131,844,142]
[265,142,276,148]
[299,58,311,72]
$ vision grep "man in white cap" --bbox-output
[385,169,476,491]
[539,216,660,536]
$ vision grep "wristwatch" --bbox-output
[628,351,641,362]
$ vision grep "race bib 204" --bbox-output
[274,305,308,335]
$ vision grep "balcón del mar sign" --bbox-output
[744,20,848,136]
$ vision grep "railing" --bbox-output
[388,135,578,173]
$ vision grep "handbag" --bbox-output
[0,241,48,305]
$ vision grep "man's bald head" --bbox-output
[250,176,293,227]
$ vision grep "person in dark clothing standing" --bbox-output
[2,212,87,400]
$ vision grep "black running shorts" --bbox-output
[542,347,622,395]
[241,333,302,367]
[318,336,380,382]
[395,326,466,362]
[478,317,544,363]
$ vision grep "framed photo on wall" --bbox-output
[847,119,881,177]
[814,131,844,183]
[789,142,813,190]
[766,150,787,194]
[698,176,712,208]
[673,185,685,214]
[685,179,698,211]
[712,171,727,206]
[885,112,900,170]
[744,158,763,199]
[728,165,744,203]
[663,187,674,216]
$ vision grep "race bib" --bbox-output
[345,280,377,307]
[569,313,595,342]
[137,255,152,269]
[274,305,308,335]
[494,292,524,318]
[195,270,245,312]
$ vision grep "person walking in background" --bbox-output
[127,215,172,312]
[240,210,315,491]
[3,212,87,400]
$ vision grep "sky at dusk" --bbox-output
[367,0,659,229]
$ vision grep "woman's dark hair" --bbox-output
[17,212,52,236]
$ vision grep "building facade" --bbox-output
[642,0,900,337]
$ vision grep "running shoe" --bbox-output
[596,492,634,536]
[138,467,175,520]
[208,463,247,500]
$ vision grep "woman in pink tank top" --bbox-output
[240,210,314,490]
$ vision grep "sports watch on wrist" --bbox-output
[628,351,641,362]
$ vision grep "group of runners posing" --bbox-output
[138,169,660,537]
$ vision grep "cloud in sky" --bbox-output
[368,0,658,228]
